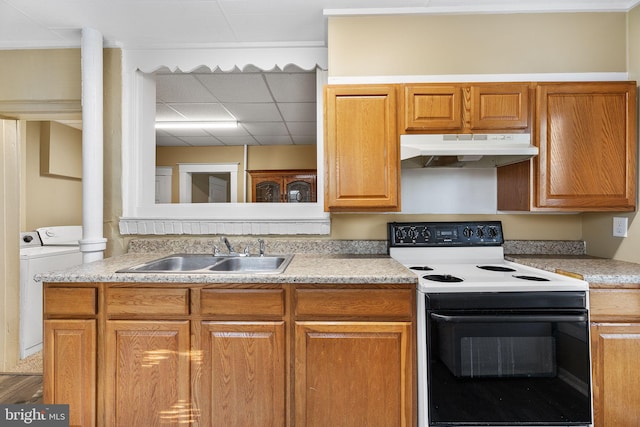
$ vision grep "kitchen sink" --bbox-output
[116,253,293,274]
[208,255,289,272]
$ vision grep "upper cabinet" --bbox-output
[498,81,637,212]
[324,81,636,213]
[324,85,400,212]
[402,83,532,133]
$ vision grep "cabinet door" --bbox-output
[44,319,96,427]
[536,82,637,210]
[254,179,282,202]
[403,84,462,131]
[295,321,413,427]
[470,83,530,130]
[199,321,286,427]
[324,85,400,211]
[591,323,640,427]
[284,175,315,203]
[105,320,191,427]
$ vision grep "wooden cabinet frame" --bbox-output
[44,281,417,427]
[324,84,401,211]
[249,170,317,203]
[590,287,640,426]
[402,83,532,133]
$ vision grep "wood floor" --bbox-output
[0,373,43,404]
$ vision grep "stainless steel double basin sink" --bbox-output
[117,253,293,274]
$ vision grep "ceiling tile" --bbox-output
[287,121,317,136]
[278,102,316,122]
[224,103,282,122]
[242,122,289,136]
[156,74,217,103]
[178,136,224,146]
[155,134,189,146]
[216,135,260,146]
[164,102,235,121]
[156,103,186,121]
[196,73,273,103]
[253,135,294,145]
[266,72,317,102]
[291,135,317,145]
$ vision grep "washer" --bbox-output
[19,225,83,359]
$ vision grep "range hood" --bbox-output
[401,133,538,168]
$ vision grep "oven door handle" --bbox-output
[430,313,588,323]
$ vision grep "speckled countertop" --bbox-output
[36,252,418,285]
[35,237,640,287]
[505,255,640,286]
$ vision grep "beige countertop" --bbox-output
[506,255,640,286]
[36,252,418,285]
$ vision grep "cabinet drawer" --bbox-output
[295,289,414,319]
[590,289,640,322]
[45,287,97,316]
[200,289,284,317]
[107,288,189,316]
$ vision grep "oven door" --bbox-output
[425,292,592,426]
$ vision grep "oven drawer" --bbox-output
[295,288,413,319]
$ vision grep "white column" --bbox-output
[80,27,107,262]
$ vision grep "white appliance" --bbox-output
[19,225,83,359]
[388,221,592,427]
[400,133,538,168]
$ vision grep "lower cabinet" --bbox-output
[43,282,416,427]
[294,321,413,427]
[104,321,191,426]
[43,319,96,427]
[199,321,286,427]
[589,288,640,427]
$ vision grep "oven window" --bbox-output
[427,310,591,425]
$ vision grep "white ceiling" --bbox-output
[155,66,318,147]
[2,0,639,146]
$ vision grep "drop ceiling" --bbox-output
[1,0,639,146]
[155,66,317,147]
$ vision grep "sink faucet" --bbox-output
[258,239,265,256]
[221,237,236,255]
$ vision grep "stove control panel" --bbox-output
[388,221,504,246]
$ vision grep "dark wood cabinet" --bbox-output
[249,170,316,203]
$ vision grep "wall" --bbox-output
[0,119,20,370]
[326,12,634,250]
[40,121,82,179]
[156,144,317,203]
[581,5,640,262]
[0,48,121,367]
[247,145,316,170]
[24,121,82,230]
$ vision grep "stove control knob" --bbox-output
[22,235,33,243]
[475,227,485,238]
[421,228,431,240]
[395,228,407,242]
[463,227,473,238]
[407,227,419,241]
[487,227,498,239]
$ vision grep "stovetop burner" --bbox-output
[410,266,434,271]
[514,275,550,282]
[423,274,463,283]
[477,265,516,272]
